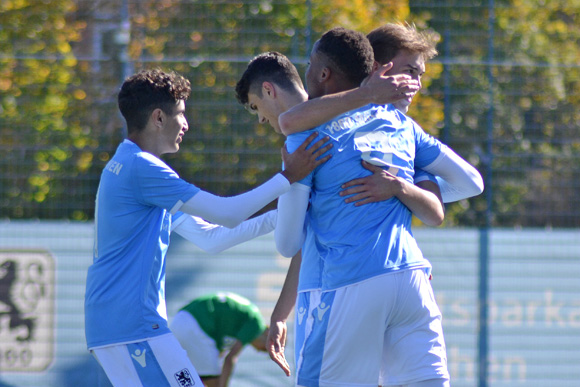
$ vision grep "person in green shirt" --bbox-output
[170,292,269,387]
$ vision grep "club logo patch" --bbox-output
[0,250,55,372]
[174,368,195,386]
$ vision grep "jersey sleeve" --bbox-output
[172,211,276,253]
[413,168,438,185]
[133,153,200,212]
[179,174,289,228]
[171,211,187,229]
[411,121,445,169]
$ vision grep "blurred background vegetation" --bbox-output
[1,0,579,227]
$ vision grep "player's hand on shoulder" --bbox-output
[281,132,332,184]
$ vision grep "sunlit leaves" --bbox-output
[4,0,575,226]
[0,0,86,218]
[412,0,580,226]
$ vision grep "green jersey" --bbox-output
[181,292,266,352]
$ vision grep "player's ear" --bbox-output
[151,108,164,129]
[320,67,331,83]
[262,81,276,99]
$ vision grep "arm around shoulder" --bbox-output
[279,87,372,136]
[279,64,420,136]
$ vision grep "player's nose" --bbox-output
[416,76,423,90]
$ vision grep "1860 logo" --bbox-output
[0,250,54,372]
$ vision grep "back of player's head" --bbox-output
[235,51,304,106]
[367,23,440,65]
[118,68,191,134]
[315,27,374,87]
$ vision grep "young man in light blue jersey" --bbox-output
[281,28,449,387]
[269,24,483,386]
[237,27,483,387]
[85,68,331,387]
[234,47,445,380]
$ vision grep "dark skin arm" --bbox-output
[279,63,420,136]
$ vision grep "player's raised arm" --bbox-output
[278,62,419,136]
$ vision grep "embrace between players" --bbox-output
[86,22,483,387]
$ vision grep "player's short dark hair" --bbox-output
[235,51,303,105]
[367,23,440,65]
[118,68,191,133]
[315,27,374,86]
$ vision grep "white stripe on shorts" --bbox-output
[92,333,203,387]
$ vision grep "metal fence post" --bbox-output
[478,1,495,386]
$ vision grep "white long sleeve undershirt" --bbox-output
[275,183,311,258]
[422,147,484,203]
[178,173,289,228]
[171,210,277,254]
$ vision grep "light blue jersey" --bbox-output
[286,104,444,290]
[85,140,200,349]
[414,168,438,184]
[297,168,436,293]
[298,216,322,292]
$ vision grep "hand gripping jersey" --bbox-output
[285,104,444,291]
[85,140,200,349]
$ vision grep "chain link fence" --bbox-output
[1,1,579,386]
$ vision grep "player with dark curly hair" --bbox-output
[84,68,331,386]
[304,27,374,100]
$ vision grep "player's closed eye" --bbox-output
[245,104,258,115]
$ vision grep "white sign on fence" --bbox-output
[0,250,55,372]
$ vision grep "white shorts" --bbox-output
[295,269,449,387]
[169,310,221,377]
[92,333,203,387]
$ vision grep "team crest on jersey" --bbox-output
[0,250,55,372]
[174,368,195,386]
